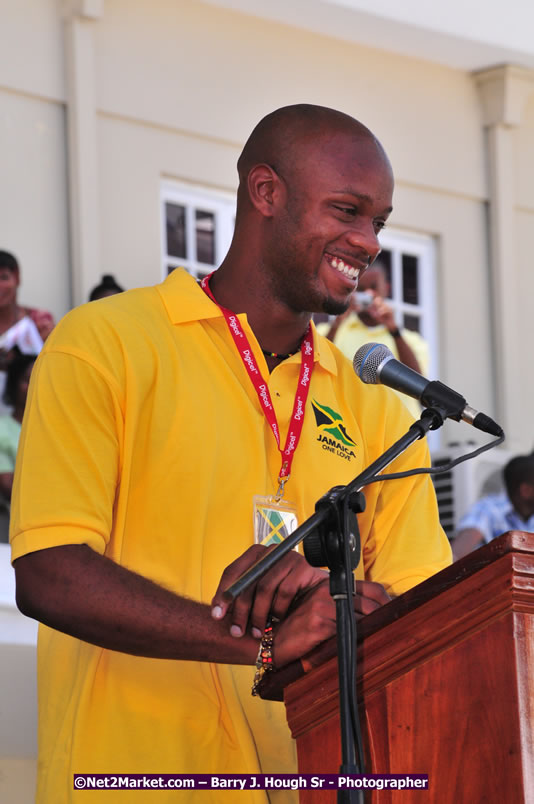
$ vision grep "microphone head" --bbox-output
[353,343,394,384]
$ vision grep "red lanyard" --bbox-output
[201,274,314,494]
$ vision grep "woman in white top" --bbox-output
[0,250,54,414]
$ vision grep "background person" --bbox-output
[317,262,428,418]
[0,250,54,414]
[10,104,451,802]
[88,273,125,301]
[0,250,55,355]
[0,350,37,542]
[453,453,534,559]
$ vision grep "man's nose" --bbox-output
[345,223,381,262]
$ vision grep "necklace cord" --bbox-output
[261,347,299,360]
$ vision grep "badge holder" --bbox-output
[253,477,298,548]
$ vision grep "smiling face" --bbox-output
[263,131,393,316]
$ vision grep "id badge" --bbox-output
[253,495,299,548]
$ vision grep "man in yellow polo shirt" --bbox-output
[10,104,451,802]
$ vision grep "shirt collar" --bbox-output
[157,268,223,324]
[157,268,338,375]
[310,322,337,375]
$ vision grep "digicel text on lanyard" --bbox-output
[201,274,314,493]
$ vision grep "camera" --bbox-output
[355,291,373,310]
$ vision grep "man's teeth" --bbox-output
[330,256,359,279]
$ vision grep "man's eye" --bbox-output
[333,205,357,216]
[374,220,387,232]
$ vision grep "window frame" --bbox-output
[378,228,439,380]
[160,180,236,281]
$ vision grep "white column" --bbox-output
[474,65,534,451]
[63,0,104,306]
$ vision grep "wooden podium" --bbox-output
[259,531,534,802]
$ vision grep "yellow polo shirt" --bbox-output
[10,269,451,802]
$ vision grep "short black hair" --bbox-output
[89,274,125,301]
[0,251,19,273]
[503,454,534,498]
[2,349,37,407]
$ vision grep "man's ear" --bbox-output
[247,164,284,218]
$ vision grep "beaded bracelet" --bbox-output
[389,327,401,338]
[251,617,274,697]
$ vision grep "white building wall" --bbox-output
[0,0,65,100]
[514,90,534,435]
[202,0,534,70]
[0,89,71,321]
[96,113,239,291]
[94,0,487,198]
[0,0,69,321]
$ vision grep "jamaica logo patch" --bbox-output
[312,400,357,446]
[312,399,357,461]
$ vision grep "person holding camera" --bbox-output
[318,262,428,418]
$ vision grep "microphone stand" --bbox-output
[224,406,448,803]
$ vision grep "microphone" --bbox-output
[353,343,504,438]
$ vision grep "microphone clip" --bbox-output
[420,381,466,424]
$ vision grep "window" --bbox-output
[376,229,438,379]
[161,182,236,281]
[378,230,440,450]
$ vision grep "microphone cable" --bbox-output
[360,432,505,485]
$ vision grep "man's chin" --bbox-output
[322,297,351,316]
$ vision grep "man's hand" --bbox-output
[273,579,391,667]
[211,544,391,647]
[211,544,328,639]
[353,579,391,616]
[358,292,423,373]
[272,580,335,666]
[360,292,396,330]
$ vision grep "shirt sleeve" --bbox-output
[357,391,452,596]
[10,348,124,561]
